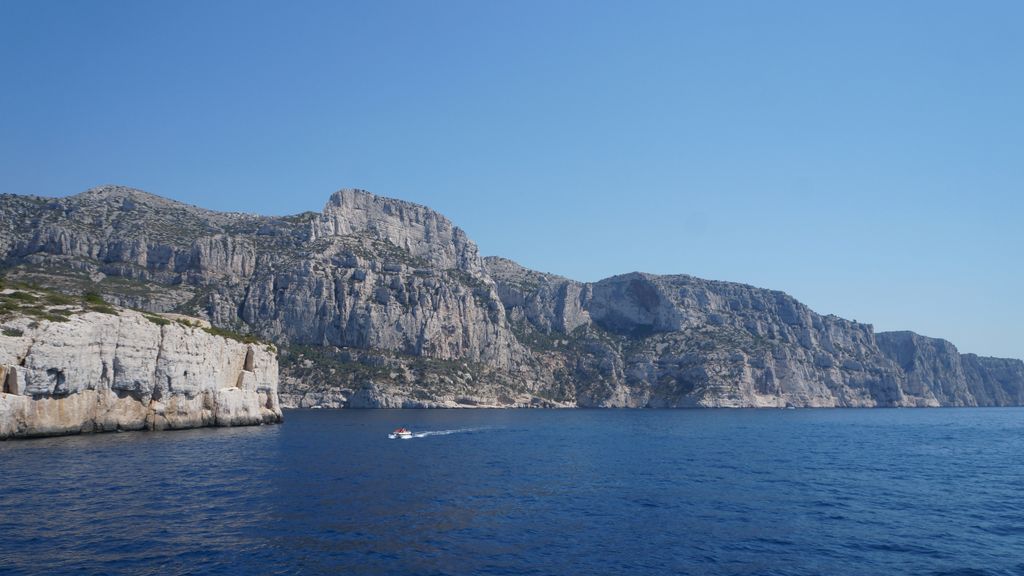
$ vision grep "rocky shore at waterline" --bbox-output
[0,288,281,439]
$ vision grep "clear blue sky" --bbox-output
[2,1,1022,359]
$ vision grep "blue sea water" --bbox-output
[1,408,1023,575]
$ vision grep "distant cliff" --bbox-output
[875,331,1024,406]
[0,287,280,438]
[1,185,1022,408]
[486,257,1024,407]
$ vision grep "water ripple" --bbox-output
[2,408,1023,574]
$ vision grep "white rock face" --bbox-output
[0,309,281,439]
[316,188,484,274]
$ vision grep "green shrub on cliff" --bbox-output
[83,291,117,314]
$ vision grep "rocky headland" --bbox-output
[1,185,1022,409]
[0,286,281,439]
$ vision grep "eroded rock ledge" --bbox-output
[0,294,281,439]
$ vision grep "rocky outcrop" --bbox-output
[874,332,972,406]
[486,256,592,334]
[315,189,485,274]
[0,186,522,368]
[0,292,281,439]
[874,332,1024,407]
[960,354,1024,406]
[2,185,1023,409]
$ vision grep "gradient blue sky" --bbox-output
[2,1,1022,358]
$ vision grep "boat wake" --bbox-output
[390,427,490,439]
[412,427,487,438]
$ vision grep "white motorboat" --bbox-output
[389,427,413,439]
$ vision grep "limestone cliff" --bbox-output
[0,288,281,438]
[2,185,1022,409]
[0,186,520,367]
[960,354,1024,406]
[485,257,1024,408]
